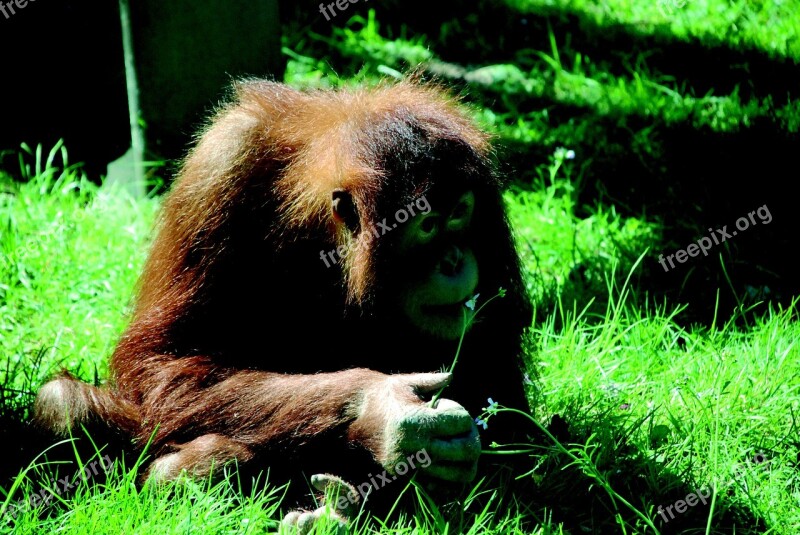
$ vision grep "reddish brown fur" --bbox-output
[34,79,533,510]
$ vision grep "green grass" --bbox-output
[507,147,660,312]
[505,0,800,62]
[3,445,287,535]
[1,147,798,533]
[0,144,158,410]
[284,6,800,152]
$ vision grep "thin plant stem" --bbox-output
[429,289,506,408]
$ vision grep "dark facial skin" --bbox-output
[395,190,478,340]
[333,189,478,341]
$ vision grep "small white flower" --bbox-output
[565,149,576,160]
[465,294,480,310]
[523,373,533,385]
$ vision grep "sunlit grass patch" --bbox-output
[0,144,158,411]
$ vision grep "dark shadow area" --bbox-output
[505,402,771,534]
